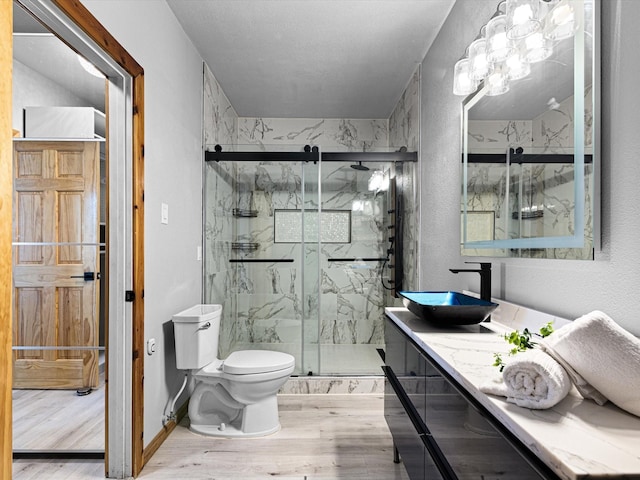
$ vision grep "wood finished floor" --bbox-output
[13,377,105,451]
[13,394,409,480]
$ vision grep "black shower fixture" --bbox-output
[350,161,370,171]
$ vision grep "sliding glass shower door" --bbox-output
[203,145,416,376]
[317,159,396,374]
[203,145,320,375]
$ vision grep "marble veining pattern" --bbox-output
[203,66,420,373]
[238,117,389,151]
[389,67,420,290]
[389,67,420,152]
[386,306,640,480]
[203,63,237,148]
[281,376,384,394]
[203,65,239,356]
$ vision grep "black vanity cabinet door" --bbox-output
[421,352,548,480]
[384,319,445,480]
[384,316,557,480]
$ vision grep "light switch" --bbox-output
[161,203,169,224]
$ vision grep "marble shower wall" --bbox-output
[203,64,238,356]
[464,87,593,259]
[389,67,420,291]
[237,117,388,152]
[202,65,421,373]
[234,118,392,374]
[203,63,237,147]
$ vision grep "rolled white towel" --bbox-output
[480,348,571,409]
[541,310,640,417]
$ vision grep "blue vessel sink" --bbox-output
[398,291,498,325]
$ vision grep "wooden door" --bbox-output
[12,140,100,389]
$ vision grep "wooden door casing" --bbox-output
[12,140,100,389]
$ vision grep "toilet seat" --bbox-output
[223,350,294,375]
[194,350,295,380]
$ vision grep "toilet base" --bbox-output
[190,421,280,438]
[188,388,282,438]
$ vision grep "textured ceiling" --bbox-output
[167,0,455,118]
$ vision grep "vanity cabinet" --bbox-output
[383,316,557,480]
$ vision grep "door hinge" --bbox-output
[125,290,135,302]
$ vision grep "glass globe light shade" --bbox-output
[453,58,479,95]
[485,64,510,96]
[468,38,492,81]
[486,14,514,63]
[523,32,554,63]
[543,0,579,41]
[504,49,530,80]
[506,0,541,40]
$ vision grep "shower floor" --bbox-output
[233,342,384,376]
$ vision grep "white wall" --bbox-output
[420,0,640,336]
[12,60,92,135]
[81,0,204,448]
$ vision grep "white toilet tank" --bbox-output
[172,304,222,370]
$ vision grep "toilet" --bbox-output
[172,304,295,438]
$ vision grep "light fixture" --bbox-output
[468,36,492,81]
[452,0,579,97]
[504,48,530,80]
[506,0,541,40]
[368,170,388,192]
[453,58,479,96]
[523,32,554,63]
[543,0,578,41]
[485,64,510,96]
[486,6,513,63]
[77,55,105,78]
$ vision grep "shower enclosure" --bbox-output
[203,144,416,375]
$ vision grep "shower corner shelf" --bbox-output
[231,242,260,251]
[233,208,258,218]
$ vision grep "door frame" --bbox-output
[1,3,14,479]
[2,0,145,477]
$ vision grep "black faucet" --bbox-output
[449,262,492,303]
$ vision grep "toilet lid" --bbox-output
[223,350,295,375]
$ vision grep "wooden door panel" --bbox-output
[12,360,84,388]
[13,141,100,389]
[15,192,43,264]
[13,265,87,287]
[58,191,83,263]
[14,288,45,360]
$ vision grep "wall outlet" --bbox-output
[147,338,156,355]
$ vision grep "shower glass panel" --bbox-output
[318,159,396,375]
[204,145,414,376]
[302,161,320,375]
[204,145,320,375]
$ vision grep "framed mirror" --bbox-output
[460,0,599,259]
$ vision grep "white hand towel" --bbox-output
[480,348,571,409]
[540,310,640,417]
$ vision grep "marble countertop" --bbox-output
[385,306,640,480]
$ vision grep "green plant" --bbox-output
[492,322,554,372]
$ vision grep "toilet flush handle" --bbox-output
[199,322,211,330]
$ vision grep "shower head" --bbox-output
[350,161,369,171]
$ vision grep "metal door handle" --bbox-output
[70,272,100,281]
